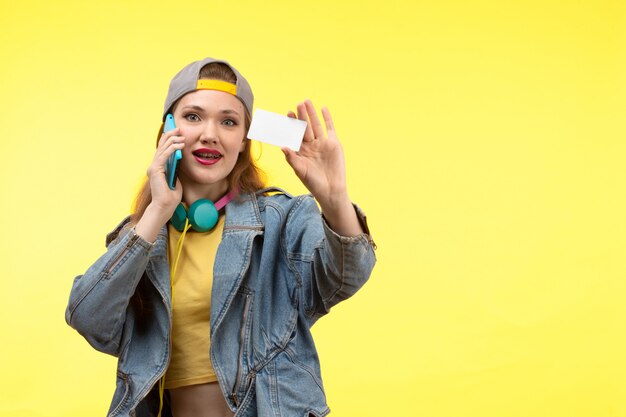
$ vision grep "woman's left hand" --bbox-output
[282,100,349,210]
[282,99,365,237]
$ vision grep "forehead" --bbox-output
[177,89,244,114]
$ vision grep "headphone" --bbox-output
[170,190,237,232]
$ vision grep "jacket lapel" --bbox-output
[210,193,264,335]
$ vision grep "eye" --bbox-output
[222,119,237,127]
[184,113,200,122]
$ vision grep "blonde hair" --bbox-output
[129,63,265,225]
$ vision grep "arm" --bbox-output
[65,220,155,356]
[286,195,376,319]
[65,123,186,355]
[281,100,377,316]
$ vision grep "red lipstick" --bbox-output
[192,148,222,166]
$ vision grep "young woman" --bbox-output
[65,57,376,417]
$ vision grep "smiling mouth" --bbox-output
[192,150,223,166]
[193,152,222,160]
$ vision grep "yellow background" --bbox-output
[1,0,625,416]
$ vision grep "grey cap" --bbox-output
[162,57,254,120]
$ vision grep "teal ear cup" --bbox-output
[170,199,219,232]
[170,203,189,231]
[188,199,219,232]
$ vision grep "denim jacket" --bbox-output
[65,188,376,417]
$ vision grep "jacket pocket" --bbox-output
[230,289,255,407]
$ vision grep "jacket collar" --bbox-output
[223,191,264,229]
[148,190,264,258]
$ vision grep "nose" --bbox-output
[199,120,219,145]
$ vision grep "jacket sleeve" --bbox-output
[285,196,377,319]
[64,217,156,356]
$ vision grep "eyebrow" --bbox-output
[181,105,241,117]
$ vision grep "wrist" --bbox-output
[319,196,364,237]
[317,191,351,214]
[135,203,173,244]
[146,201,177,223]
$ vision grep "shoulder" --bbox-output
[254,186,320,218]
[253,187,324,249]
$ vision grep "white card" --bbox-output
[247,108,307,151]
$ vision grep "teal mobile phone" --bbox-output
[164,114,181,190]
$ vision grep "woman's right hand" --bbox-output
[135,128,186,244]
[146,127,185,218]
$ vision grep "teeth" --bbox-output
[196,153,220,159]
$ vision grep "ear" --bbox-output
[239,137,247,153]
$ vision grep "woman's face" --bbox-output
[172,88,246,196]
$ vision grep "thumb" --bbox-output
[281,147,306,178]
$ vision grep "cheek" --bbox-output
[180,128,201,149]
[181,126,197,140]
[226,130,246,153]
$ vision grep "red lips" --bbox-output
[192,148,223,166]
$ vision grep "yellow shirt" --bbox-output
[164,215,224,389]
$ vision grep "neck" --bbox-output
[181,180,229,207]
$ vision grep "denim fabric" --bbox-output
[65,188,376,417]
